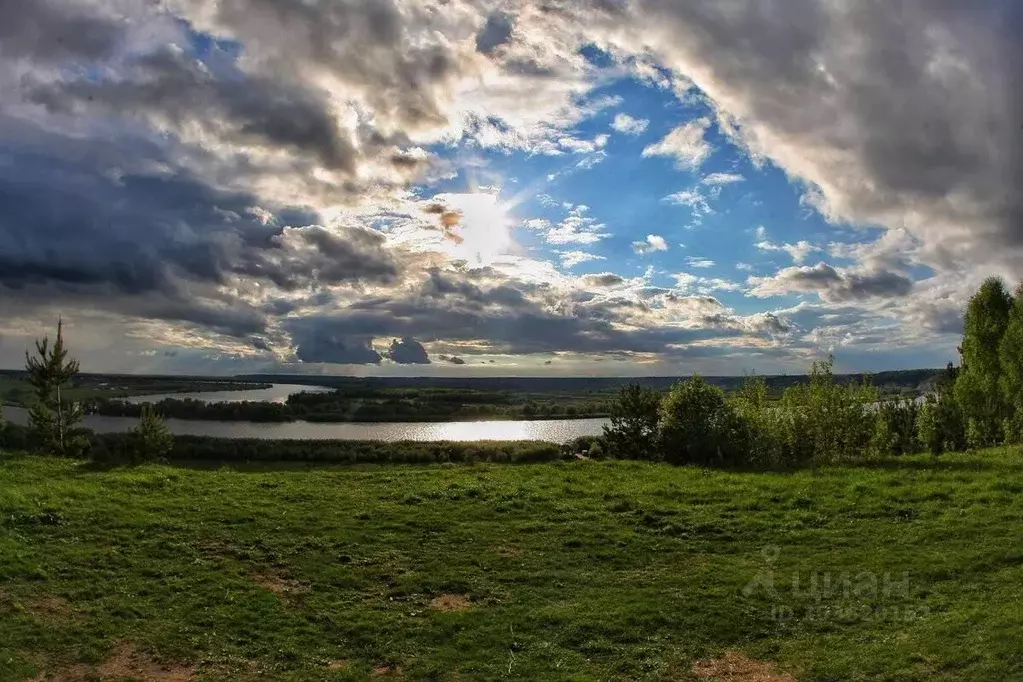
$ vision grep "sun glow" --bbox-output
[435,192,515,265]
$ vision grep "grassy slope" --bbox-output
[1,451,1022,681]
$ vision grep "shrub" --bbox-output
[657,376,748,466]
[778,357,877,465]
[1003,410,1023,445]
[601,384,661,460]
[917,392,965,456]
[871,397,920,457]
[133,405,173,463]
[917,398,943,455]
[728,375,786,469]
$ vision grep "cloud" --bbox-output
[625,0,1023,278]
[439,354,467,365]
[701,172,743,186]
[664,294,725,316]
[642,117,713,169]
[685,257,715,269]
[663,188,713,220]
[0,0,1007,375]
[27,45,360,174]
[755,238,818,264]
[386,336,431,364]
[611,113,649,135]
[582,273,625,287]
[748,262,914,302]
[286,323,382,365]
[557,250,606,268]
[632,235,669,254]
[531,205,610,245]
[674,272,743,294]
[0,0,126,63]
[476,12,515,55]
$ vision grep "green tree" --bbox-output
[729,375,783,468]
[601,384,661,459]
[956,277,1013,447]
[24,320,86,457]
[998,283,1023,433]
[133,405,173,462]
[917,397,943,456]
[657,376,746,466]
[778,356,877,465]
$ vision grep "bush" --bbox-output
[777,357,877,466]
[657,376,749,466]
[918,398,942,456]
[562,435,599,458]
[1003,410,1023,445]
[917,392,965,456]
[871,397,920,457]
[601,384,661,460]
[729,376,786,468]
[133,405,173,463]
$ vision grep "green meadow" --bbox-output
[2,450,1022,681]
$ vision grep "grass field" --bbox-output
[2,450,1023,681]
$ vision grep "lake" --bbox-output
[2,407,607,443]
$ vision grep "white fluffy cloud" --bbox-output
[611,112,649,135]
[642,117,713,170]
[633,234,669,254]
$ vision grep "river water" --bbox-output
[122,383,333,404]
[3,383,608,442]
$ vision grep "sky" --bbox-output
[0,0,1020,377]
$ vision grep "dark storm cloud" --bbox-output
[0,0,123,62]
[27,46,358,173]
[749,262,913,303]
[234,225,400,291]
[439,355,467,365]
[0,119,397,336]
[385,337,431,364]
[288,268,744,358]
[476,13,515,55]
[420,268,529,307]
[286,323,382,365]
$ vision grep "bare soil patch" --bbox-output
[691,651,796,682]
[28,596,73,620]
[251,572,308,598]
[429,594,472,612]
[372,664,403,677]
[30,642,195,681]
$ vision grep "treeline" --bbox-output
[91,398,292,422]
[234,370,940,395]
[0,370,270,408]
[90,390,610,423]
[592,358,926,468]
[591,277,1023,467]
[0,422,563,466]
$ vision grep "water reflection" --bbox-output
[123,384,332,405]
[3,407,606,443]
